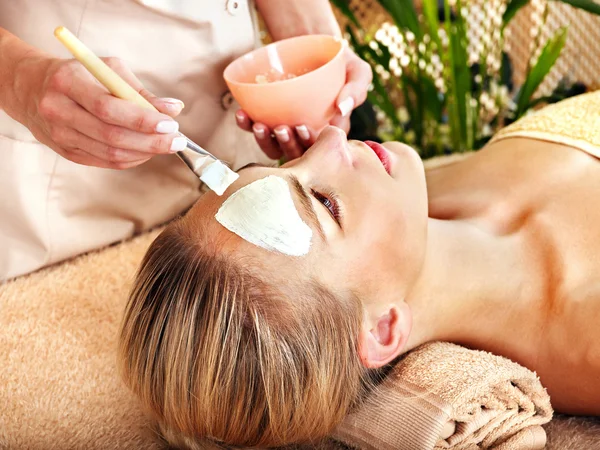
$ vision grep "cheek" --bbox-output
[344,215,405,282]
[387,195,428,283]
[340,241,406,309]
[350,189,426,291]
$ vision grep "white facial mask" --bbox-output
[215,175,313,256]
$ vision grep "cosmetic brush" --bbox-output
[54,26,239,195]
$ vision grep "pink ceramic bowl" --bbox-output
[223,34,346,131]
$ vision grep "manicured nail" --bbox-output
[253,124,266,139]
[162,98,185,108]
[295,125,310,141]
[156,120,179,134]
[170,136,187,152]
[161,98,184,114]
[274,128,290,143]
[337,97,355,117]
[235,111,245,123]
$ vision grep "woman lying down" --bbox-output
[118,91,600,448]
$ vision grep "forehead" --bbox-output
[184,166,320,267]
[195,165,284,220]
[191,166,280,215]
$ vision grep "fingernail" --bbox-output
[156,120,179,134]
[170,136,187,152]
[274,128,290,143]
[253,125,266,139]
[337,97,355,117]
[161,98,185,114]
[162,98,185,108]
[235,111,245,123]
[295,125,310,141]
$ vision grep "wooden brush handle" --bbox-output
[54,26,156,111]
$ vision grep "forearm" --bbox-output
[255,0,341,41]
[0,27,47,122]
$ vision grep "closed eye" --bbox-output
[311,189,342,227]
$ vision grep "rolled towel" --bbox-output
[333,342,553,450]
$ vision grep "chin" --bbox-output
[381,142,423,180]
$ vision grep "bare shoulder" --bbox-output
[425,137,598,195]
[425,137,600,225]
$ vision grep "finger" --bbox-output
[274,125,304,161]
[44,95,185,154]
[329,114,351,135]
[68,128,159,163]
[101,57,185,118]
[253,123,283,160]
[335,49,373,118]
[50,125,160,164]
[294,125,318,148]
[152,98,185,118]
[59,63,180,135]
[235,109,253,132]
[66,147,151,170]
[28,126,149,169]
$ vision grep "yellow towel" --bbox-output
[490,90,600,159]
[334,342,553,450]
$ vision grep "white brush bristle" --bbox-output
[200,160,239,196]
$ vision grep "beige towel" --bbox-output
[334,342,553,450]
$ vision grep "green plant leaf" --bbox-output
[421,76,444,122]
[527,79,587,108]
[500,51,514,91]
[515,26,568,118]
[379,43,392,69]
[441,0,460,151]
[403,75,426,146]
[422,0,443,49]
[369,68,401,127]
[447,0,473,150]
[375,0,422,38]
[330,0,361,27]
[345,23,361,49]
[363,43,391,69]
[553,0,600,15]
[503,0,530,29]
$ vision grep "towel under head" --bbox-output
[334,342,553,450]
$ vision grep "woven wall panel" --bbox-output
[333,0,600,97]
[505,0,600,94]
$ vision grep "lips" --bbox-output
[364,141,392,174]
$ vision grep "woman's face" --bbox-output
[191,126,428,319]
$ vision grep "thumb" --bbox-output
[335,49,372,118]
[102,57,185,118]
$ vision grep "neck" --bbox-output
[403,217,540,356]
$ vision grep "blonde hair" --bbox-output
[118,219,374,448]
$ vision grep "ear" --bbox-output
[357,303,412,369]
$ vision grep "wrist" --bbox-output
[256,0,341,41]
[0,28,50,124]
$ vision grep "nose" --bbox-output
[313,126,351,163]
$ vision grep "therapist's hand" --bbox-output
[15,55,186,169]
[235,47,372,161]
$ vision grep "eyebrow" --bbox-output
[287,174,326,242]
[237,162,266,172]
